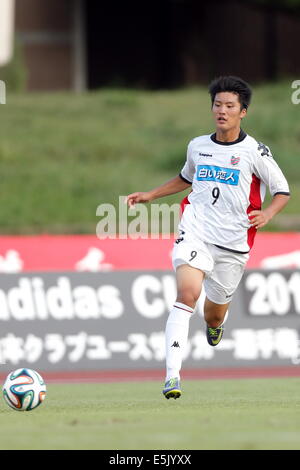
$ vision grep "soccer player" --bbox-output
[126,76,290,399]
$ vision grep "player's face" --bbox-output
[212,92,247,132]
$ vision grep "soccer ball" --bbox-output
[2,368,46,411]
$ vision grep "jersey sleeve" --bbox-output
[253,142,290,196]
[179,140,195,184]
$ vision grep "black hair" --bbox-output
[208,76,252,110]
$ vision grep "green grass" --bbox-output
[0,81,298,233]
[2,377,300,450]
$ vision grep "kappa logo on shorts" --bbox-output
[175,230,185,244]
[225,293,234,298]
[196,165,240,185]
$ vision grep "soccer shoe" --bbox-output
[206,325,224,346]
[162,378,181,399]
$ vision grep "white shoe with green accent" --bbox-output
[163,378,181,399]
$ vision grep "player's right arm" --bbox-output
[126,140,195,208]
[126,175,191,208]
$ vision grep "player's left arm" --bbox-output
[248,193,290,229]
[249,142,290,229]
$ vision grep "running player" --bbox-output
[126,76,290,399]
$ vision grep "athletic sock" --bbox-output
[165,302,194,382]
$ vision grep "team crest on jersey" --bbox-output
[230,155,240,166]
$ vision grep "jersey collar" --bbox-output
[210,129,247,146]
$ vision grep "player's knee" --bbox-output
[176,287,200,309]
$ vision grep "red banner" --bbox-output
[0,233,299,272]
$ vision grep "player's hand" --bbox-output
[125,192,152,208]
[248,210,271,229]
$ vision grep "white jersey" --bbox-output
[179,131,290,253]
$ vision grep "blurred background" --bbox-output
[4,0,300,90]
[0,0,300,379]
[0,0,300,234]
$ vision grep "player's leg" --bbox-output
[163,233,213,399]
[176,263,205,308]
[163,264,205,399]
[204,297,229,327]
[203,245,249,347]
[204,298,229,346]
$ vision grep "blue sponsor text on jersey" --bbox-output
[196,165,240,185]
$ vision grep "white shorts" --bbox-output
[172,233,249,304]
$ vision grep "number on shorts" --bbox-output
[189,251,197,261]
[212,187,220,205]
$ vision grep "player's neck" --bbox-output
[215,127,241,143]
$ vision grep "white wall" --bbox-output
[0,0,15,66]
